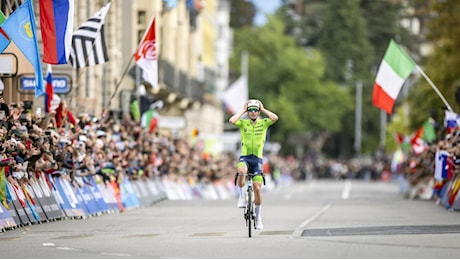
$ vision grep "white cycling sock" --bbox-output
[255,205,262,219]
[238,186,244,198]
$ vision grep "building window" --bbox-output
[138,10,146,25]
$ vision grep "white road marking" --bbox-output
[56,247,78,251]
[292,203,331,238]
[44,242,131,257]
[341,180,351,200]
[100,252,132,257]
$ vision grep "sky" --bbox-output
[252,0,282,25]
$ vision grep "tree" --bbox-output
[275,0,416,157]
[407,0,460,130]
[316,0,374,158]
[317,0,371,84]
[361,0,415,68]
[229,0,256,29]
[229,17,352,157]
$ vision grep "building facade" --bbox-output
[0,0,233,141]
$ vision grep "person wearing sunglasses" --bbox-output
[229,99,279,230]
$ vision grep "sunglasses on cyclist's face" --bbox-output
[248,108,259,113]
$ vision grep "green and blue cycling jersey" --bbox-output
[235,118,274,158]
[235,118,274,182]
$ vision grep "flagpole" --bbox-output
[107,57,134,107]
[107,15,156,109]
[416,65,453,112]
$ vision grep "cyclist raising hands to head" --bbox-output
[229,99,279,230]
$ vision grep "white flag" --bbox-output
[221,76,248,114]
[134,17,158,89]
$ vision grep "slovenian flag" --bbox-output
[39,0,74,64]
[44,64,60,113]
[372,39,416,115]
[45,64,54,113]
[445,110,460,133]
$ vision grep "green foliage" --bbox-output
[229,17,352,154]
[229,0,256,28]
[360,0,414,66]
[406,0,460,130]
[385,104,410,152]
[318,0,372,83]
[316,0,376,156]
[229,0,417,158]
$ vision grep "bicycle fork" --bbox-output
[245,184,256,226]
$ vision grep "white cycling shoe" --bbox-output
[237,197,246,208]
[255,218,263,230]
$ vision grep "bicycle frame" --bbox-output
[234,172,265,238]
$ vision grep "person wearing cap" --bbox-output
[229,99,278,230]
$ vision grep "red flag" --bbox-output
[410,128,427,155]
[394,132,404,145]
[134,17,158,90]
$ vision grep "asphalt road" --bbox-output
[1,179,460,259]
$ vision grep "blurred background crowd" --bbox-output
[0,95,394,202]
[0,96,300,203]
[3,93,460,217]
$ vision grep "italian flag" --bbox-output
[372,39,416,115]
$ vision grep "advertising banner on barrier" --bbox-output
[48,175,86,217]
[21,183,42,223]
[11,182,39,223]
[34,174,65,220]
[84,176,109,214]
[0,202,16,230]
[73,177,99,215]
[97,183,119,212]
[29,179,51,221]
[120,176,141,210]
[6,182,31,225]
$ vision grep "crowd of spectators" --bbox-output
[396,124,460,205]
[0,95,302,210]
[0,96,246,202]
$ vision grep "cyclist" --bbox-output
[229,99,279,230]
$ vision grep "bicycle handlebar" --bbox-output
[234,172,266,186]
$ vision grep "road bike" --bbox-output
[234,172,265,237]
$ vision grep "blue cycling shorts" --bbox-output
[237,155,264,183]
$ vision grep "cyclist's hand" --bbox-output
[258,100,264,110]
[244,100,249,111]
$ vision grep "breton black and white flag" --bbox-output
[69,2,111,68]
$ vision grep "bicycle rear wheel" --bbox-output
[247,188,253,237]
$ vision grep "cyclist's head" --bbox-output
[247,99,260,112]
[247,99,260,121]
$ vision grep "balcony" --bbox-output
[159,60,205,103]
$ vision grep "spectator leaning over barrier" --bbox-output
[55,99,77,132]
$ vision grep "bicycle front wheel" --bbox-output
[247,188,253,237]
